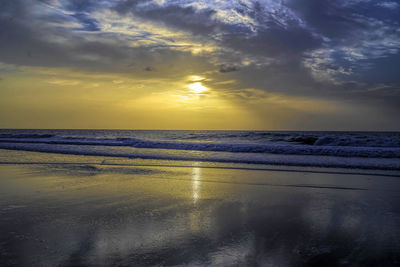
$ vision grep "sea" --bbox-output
[0,129,399,173]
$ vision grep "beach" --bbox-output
[2,0,400,264]
[1,149,399,266]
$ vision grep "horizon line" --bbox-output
[0,128,399,133]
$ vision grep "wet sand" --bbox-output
[0,149,399,266]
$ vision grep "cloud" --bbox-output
[219,64,239,73]
[377,2,400,9]
[46,78,81,86]
[0,62,20,73]
[70,12,100,31]
[0,0,399,125]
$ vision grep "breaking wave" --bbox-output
[1,130,399,170]
[0,134,399,158]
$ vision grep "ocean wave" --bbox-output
[0,135,400,158]
[0,142,399,171]
[0,133,55,139]
[287,134,400,147]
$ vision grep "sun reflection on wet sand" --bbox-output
[191,162,202,204]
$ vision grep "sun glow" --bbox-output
[188,82,207,93]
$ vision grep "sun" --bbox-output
[188,82,207,93]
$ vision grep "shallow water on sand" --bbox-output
[0,150,399,266]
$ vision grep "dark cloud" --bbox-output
[0,0,211,77]
[63,0,100,12]
[286,1,356,40]
[219,64,239,73]
[219,27,320,59]
[71,12,100,31]
[131,5,218,36]
[113,0,145,14]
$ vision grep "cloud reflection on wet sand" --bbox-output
[0,159,399,266]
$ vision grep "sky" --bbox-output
[0,0,399,130]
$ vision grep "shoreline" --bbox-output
[1,147,400,175]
